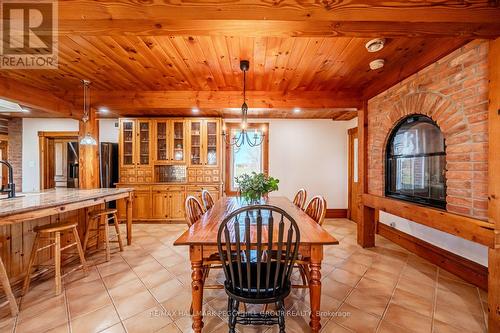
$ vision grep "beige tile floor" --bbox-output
[0,219,488,333]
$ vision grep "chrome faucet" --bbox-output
[0,160,16,198]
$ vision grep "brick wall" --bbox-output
[367,40,489,220]
[8,118,22,192]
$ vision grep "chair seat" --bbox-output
[34,222,78,233]
[224,261,291,303]
[89,208,117,220]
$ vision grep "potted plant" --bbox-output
[235,172,279,203]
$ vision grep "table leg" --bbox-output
[191,260,204,333]
[126,194,133,245]
[309,245,323,332]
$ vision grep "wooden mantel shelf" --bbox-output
[0,188,133,224]
[363,194,494,248]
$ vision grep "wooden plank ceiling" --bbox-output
[1,1,499,119]
[1,36,461,92]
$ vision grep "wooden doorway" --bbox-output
[39,131,79,190]
[347,127,360,222]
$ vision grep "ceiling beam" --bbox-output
[0,78,78,117]
[73,90,362,111]
[57,0,500,38]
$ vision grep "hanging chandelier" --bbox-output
[221,60,265,148]
[79,80,97,146]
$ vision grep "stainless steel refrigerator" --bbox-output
[100,142,119,207]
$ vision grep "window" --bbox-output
[385,115,446,208]
[225,123,269,195]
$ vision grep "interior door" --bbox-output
[348,127,360,222]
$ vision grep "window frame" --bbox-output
[385,114,447,209]
[224,122,269,196]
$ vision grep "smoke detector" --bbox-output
[365,38,386,52]
[369,59,385,70]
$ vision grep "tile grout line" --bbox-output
[118,244,181,332]
[63,287,72,333]
[374,252,410,333]
[92,253,133,333]
[477,284,488,331]
[430,268,440,332]
[328,246,375,332]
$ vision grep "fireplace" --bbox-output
[385,115,446,209]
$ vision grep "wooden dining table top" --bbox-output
[174,196,339,246]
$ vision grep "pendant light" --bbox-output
[221,60,265,148]
[79,80,97,146]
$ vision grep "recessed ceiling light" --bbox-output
[365,38,386,53]
[293,107,301,113]
[192,107,200,113]
[369,59,385,70]
[98,107,109,113]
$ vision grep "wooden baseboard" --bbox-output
[377,223,488,290]
[326,209,347,218]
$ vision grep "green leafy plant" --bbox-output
[235,172,279,202]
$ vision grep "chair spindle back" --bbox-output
[185,196,205,227]
[304,195,327,225]
[201,189,215,211]
[217,205,300,299]
[292,188,307,210]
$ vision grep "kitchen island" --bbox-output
[0,188,133,281]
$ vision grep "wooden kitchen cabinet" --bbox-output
[168,191,185,220]
[119,119,153,183]
[154,119,186,164]
[152,189,169,219]
[151,186,186,221]
[188,119,221,168]
[118,117,223,222]
[132,189,151,220]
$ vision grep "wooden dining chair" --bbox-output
[185,196,205,227]
[293,195,327,288]
[217,205,300,333]
[201,189,215,211]
[304,195,327,226]
[292,188,307,210]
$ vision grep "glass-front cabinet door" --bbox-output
[190,121,202,166]
[155,121,169,162]
[205,120,218,167]
[137,120,151,166]
[171,120,185,163]
[120,119,135,167]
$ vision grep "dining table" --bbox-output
[174,196,339,333]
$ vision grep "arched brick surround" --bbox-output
[367,40,489,220]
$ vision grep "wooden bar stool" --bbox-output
[0,244,18,316]
[23,222,89,296]
[83,208,124,262]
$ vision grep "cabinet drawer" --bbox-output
[152,185,185,192]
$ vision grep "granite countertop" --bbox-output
[0,188,133,218]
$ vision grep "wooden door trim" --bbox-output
[347,127,359,221]
[224,122,269,196]
[38,131,79,138]
[38,131,78,190]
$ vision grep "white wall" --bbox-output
[268,119,354,208]
[225,118,357,209]
[99,119,119,143]
[22,118,120,192]
[379,212,488,266]
[22,118,79,192]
